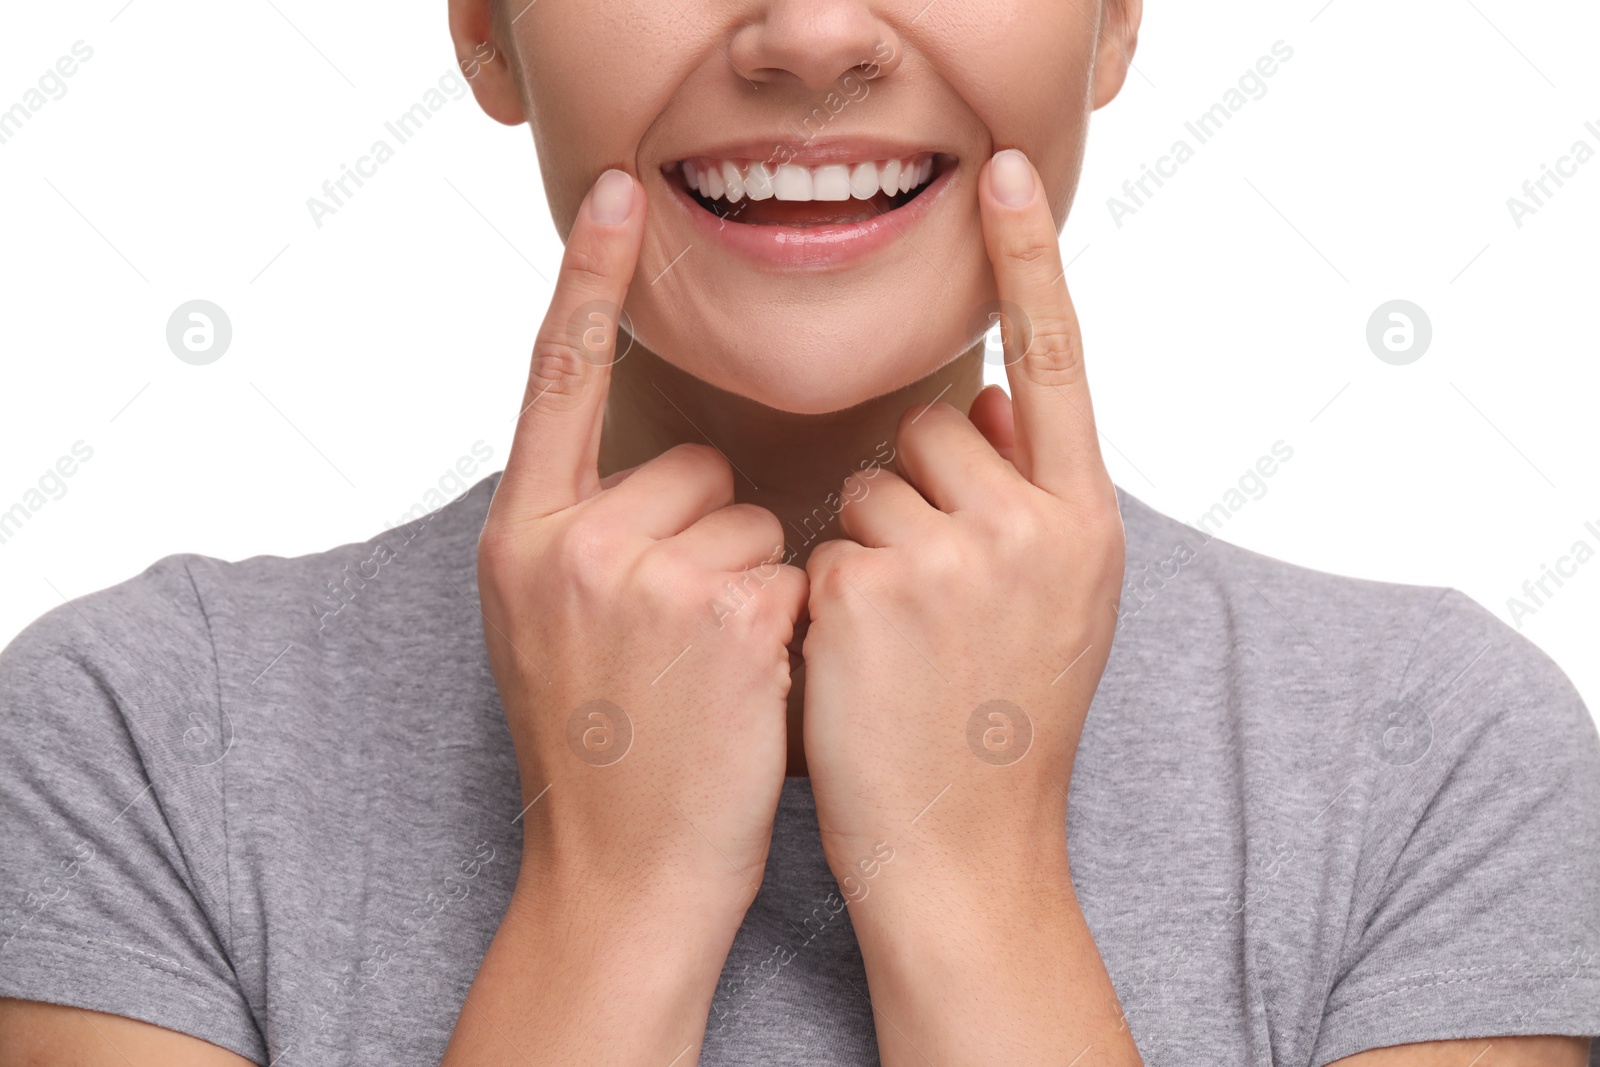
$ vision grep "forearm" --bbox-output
[848,848,1142,1067]
[441,865,740,1066]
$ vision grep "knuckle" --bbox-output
[731,505,786,560]
[679,441,725,466]
[718,583,769,639]
[808,545,860,605]
[910,537,965,585]
[551,520,624,597]
[1075,494,1126,561]
[1004,231,1058,268]
[714,565,796,644]
[1020,322,1084,388]
[775,562,809,611]
[635,546,696,615]
[987,498,1049,555]
[671,442,735,499]
[557,248,613,292]
[816,562,855,608]
[527,339,592,407]
[476,523,523,588]
[670,440,727,470]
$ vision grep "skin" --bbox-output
[460,0,1143,776]
[445,151,1147,1065]
[1,2,1590,1065]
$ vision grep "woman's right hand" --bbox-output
[475,169,807,928]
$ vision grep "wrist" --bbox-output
[444,856,746,1065]
[823,817,1073,918]
[844,841,1077,942]
[845,859,1129,1066]
[511,855,751,957]
[498,868,743,1040]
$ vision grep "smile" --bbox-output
[660,145,958,270]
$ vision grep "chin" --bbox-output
[623,220,999,414]
[628,292,988,416]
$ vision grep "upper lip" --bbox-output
[660,136,956,169]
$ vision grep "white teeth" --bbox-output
[772,163,813,200]
[679,154,938,205]
[721,160,745,203]
[745,162,774,200]
[879,159,902,197]
[849,161,878,199]
[812,164,851,201]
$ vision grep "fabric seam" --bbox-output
[1330,965,1600,1012]
[2,928,205,975]
[1393,586,1454,695]
[1,929,265,1063]
[180,559,238,971]
[1308,585,1464,1060]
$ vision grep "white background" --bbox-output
[1,0,1596,723]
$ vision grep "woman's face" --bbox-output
[452,0,1138,415]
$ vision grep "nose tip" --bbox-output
[728,2,902,92]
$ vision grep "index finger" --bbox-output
[977,149,1108,500]
[496,168,645,523]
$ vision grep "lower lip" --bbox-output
[664,164,955,272]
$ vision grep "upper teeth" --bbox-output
[680,154,937,203]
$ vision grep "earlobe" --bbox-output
[1090,0,1142,110]
[448,0,526,126]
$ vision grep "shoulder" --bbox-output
[0,472,501,731]
[1115,484,1451,645]
[1107,483,1599,887]
[183,470,498,636]
[0,553,216,735]
[1104,489,1600,1059]
[1111,486,1592,739]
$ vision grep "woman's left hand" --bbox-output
[801,149,1135,1064]
[804,147,1124,889]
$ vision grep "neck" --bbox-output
[599,338,986,567]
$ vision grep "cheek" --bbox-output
[515,5,694,233]
[923,2,1096,211]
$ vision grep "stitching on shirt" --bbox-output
[6,929,203,976]
[1335,589,1479,962]
[1348,961,1582,982]
[181,558,237,966]
[1331,966,1600,1012]
[4,930,265,1060]
[1394,586,1453,695]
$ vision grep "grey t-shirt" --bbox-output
[2,473,1597,1066]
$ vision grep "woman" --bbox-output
[1,0,1596,1064]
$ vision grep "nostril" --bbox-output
[726,12,902,92]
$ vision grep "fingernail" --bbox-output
[988,149,1036,208]
[590,169,634,224]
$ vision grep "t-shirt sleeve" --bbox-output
[1312,588,1600,1065]
[0,556,265,1063]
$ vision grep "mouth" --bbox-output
[657,144,958,270]
[669,152,951,227]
